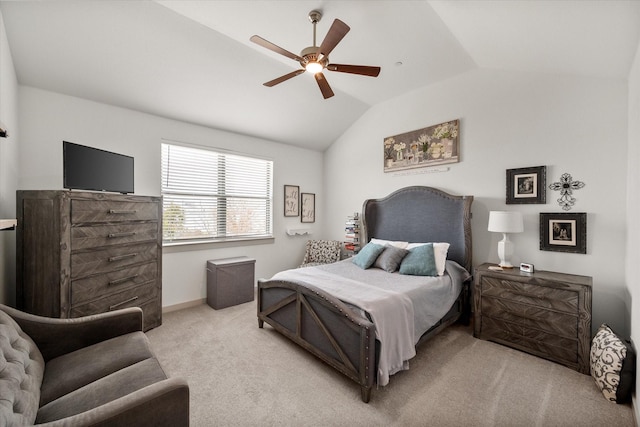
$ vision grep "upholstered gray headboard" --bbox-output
[361,186,473,272]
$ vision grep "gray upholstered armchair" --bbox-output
[0,304,189,426]
[299,239,342,268]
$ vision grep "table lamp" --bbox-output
[488,211,524,268]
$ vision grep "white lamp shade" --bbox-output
[488,211,524,233]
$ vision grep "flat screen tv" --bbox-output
[63,141,134,194]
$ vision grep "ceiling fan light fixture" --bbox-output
[250,10,380,99]
[305,61,323,74]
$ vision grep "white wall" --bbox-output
[626,37,640,422]
[324,68,629,336]
[18,86,324,307]
[0,10,18,305]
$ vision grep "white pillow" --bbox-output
[405,242,450,276]
[370,238,409,249]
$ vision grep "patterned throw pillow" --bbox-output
[590,324,636,403]
[307,240,340,264]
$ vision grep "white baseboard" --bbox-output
[162,298,206,313]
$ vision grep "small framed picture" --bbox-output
[301,193,315,223]
[540,212,586,254]
[506,166,546,204]
[284,185,299,217]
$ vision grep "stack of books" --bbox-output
[344,213,360,256]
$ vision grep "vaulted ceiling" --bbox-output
[1,1,638,151]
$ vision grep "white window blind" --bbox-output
[161,143,273,244]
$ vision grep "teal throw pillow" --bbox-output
[352,242,385,269]
[399,243,438,276]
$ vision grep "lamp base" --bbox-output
[497,235,515,269]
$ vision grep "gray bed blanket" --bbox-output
[271,259,470,386]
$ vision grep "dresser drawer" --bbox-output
[481,296,578,338]
[71,262,158,306]
[71,200,159,223]
[70,282,158,317]
[481,316,578,363]
[71,242,158,279]
[72,222,158,250]
[481,276,578,313]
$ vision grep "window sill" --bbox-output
[163,236,275,252]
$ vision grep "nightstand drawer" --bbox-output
[482,295,577,338]
[71,200,159,223]
[481,276,578,313]
[481,316,578,363]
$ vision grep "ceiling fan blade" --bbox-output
[314,72,334,99]
[316,19,350,58]
[250,35,304,62]
[327,64,381,77]
[263,69,305,87]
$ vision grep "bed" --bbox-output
[257,186,473,402]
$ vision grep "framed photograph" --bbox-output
[383,119,460,173]
[301,193,315,223]
[284,185,299,217]
[540,212,586,254]
[506,166,546,204]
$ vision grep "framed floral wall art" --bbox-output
[383,119,460,173]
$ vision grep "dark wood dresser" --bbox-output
[17,190,162,331]
[473,263,592,374]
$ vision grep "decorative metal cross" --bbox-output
[549,173,585,211]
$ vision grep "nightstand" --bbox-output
[473,263,592,374]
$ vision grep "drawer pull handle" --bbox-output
[108,232,137,238]
[109,296,139,310]
[109,274,139,286]
[108,253,138,262]
[109,209,137,215]
[508,289,548,300]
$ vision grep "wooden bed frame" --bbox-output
[257,186,473,402]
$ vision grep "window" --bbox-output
[161,142,273,244]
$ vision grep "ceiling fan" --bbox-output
[250,10,381,99]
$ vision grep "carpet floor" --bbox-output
[146,302,634,427]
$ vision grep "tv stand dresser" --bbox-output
[16,190,162,331]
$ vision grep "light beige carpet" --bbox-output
[146,302,635,427]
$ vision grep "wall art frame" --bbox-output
[383,119,460,173]
[284,185,299,217]
[301,193,315,223]
[540,212,586,254]
[506,165,546,204]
